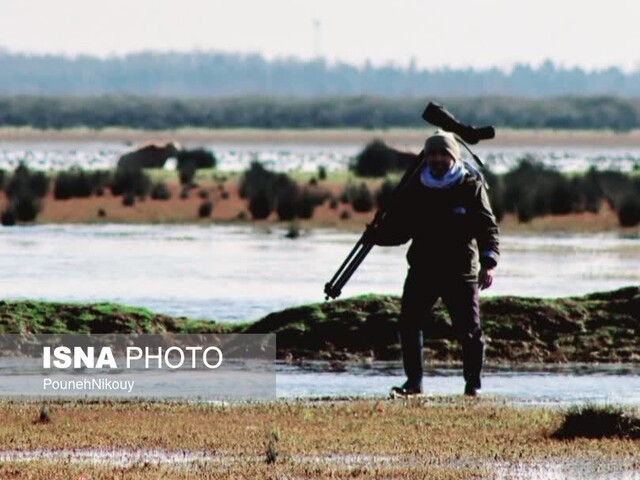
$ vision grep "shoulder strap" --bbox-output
[462,160,488,190]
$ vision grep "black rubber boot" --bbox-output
[399,328,424,390]
[462,334,484,393]
[390,380,423,398]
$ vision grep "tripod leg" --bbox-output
[325,242,374,299]
[325,238,364,290]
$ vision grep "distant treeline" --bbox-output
[1,95,639,130]
[2,52,640,97]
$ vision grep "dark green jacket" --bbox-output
[371,164,500,278]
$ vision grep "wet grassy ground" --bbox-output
[1,288,638,478]
[0,399,638,479]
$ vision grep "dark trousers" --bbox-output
[399,268,484,390]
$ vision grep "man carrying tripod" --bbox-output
[365,130,500,397]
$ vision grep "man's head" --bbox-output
[424,130,460,179]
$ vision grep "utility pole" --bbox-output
[313,19,322,59]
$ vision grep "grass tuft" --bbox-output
[265,426,280,464]
[35,404,51,424]
[553,404,640,439]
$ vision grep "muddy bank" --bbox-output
[244,286,640,364]
[1,286,638,364]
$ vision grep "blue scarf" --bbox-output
[420,160,465,189]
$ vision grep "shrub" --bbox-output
[617,195,640,227]
[503,159,571,222]
[0,169,5,191]
[91,171,111,193]
[150,182,172,200]
[3,163,46,223]
[239,162,273,199]
[594,170,632,210]
[28,171,50,198]
[265,428,279,464]
[348,182,375,213]
[122,192,135,206]
[198,189,210,199]
[249,190,273,220]
[6,163,49,199]
[275,184,299,221]
[553,404,640,439]
[483,168,505,223]
[36,405,51,424]
[97,208,107,218]
[13,194,40,222]
[318,165,327,180]
[176,148,217,170]
[297,188,317,219]
[285,222,301,239]
[574,168,603,213]
[351,140,416,177]
[240,162,305,220]
[340,210,351,220]
[111,168,151,198]
[54,169,93,199]
[548,177,577,215]
[352,140,394,177]
[375,178,397,210]
[198,200,213,218]
[1,208,16,226]
[179,163,197,187]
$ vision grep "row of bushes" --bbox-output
[351,140,640,226]
[486,160,640,226]
[245,160,640,227]
[51,167,203,202]
[3,160,639,226]
[0,164,222,225]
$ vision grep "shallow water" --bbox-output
[1,448,638,479]
[276,364,640,406]
[0,224,638,322]
[1,224,638,406]
[1,361,638,405]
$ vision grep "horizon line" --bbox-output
[1,47,637,75]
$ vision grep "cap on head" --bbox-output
[424,130,460,162]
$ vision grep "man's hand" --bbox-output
[478,267,494,290]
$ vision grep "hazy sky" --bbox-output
[1,0,639,71]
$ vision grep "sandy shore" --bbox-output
[2,127,640,148]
